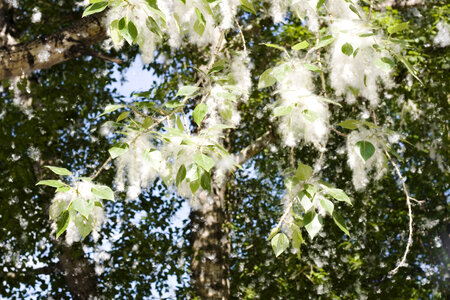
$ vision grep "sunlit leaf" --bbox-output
[355,141,376,161]
[271,232,289,257]
[56,211,70,238]
[45,166,72,176]
[327,188,352,205]
[92,185,115,201]
[333,211,350,236]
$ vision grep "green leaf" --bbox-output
[341,42,354,56]
[82,1,108,17]
[316,0,326,9]
[193,103,208,126]
[36,180,66,188]
[304,63,322,72]
[387,22,409,34]
[317,96,343,107]
[240,0,256,14]
[194,8,206,35]
[316,35,335,49]
[189,179,200,194]
[304,184,317,198]
[291,224,303,250]
[305,213,322,239]
[258,68,276,89]
[320,198,334,215]
[118,17,133,44]
[393,53,423,85]
[296,163,313,181]
[110,20,123,46]
[56,186,71,193]
[176,116,184,131]
[176,164,187,187]
[74,214,93,239]
[292,41,309,50]
[273,106,292,117]
[272,63,292,82]
[91,185,115,201]
[108,143,129,159]
[374,57,394,72]
[200,171,211,193]
[194,153,215,172]
[176,85,199,97]
[165,100,184,108]
[299,191,313,211]
[117,111,130,122]
[127,20,138,41]
[302,109,318,122]
[146,16,164,38]
[45,166,72,176]
[56,210,70,239]
[267,227,280,240]
[333,211,350,236]
[271,233,289,257]
[72,198,94,219]
[355,140,376,161]
[261,43,287,53]
[143,117,154,128]
[337,119,359,130]
[99,104,125,117]
[327,188,352,205]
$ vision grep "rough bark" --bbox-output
[189,130,275,299]
[190,186,230,299]
[0,11,107,80]
[58,243,98,300]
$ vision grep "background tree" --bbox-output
[0,0,448,299]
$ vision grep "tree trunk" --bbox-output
[189,130,275,299]
[58,243,98,299]
[0,10,107,80]
[189,184,231,299]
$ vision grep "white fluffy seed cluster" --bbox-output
[103,0,327,62]
[114,133,164,200]
[346,128,387,191]
[328,1,394,107]
[267,0,320,32]
[49,181,105,245]
[104,0,230,63]
[276,60,329,149]
[434,21,450,48]
[204,53,252,129]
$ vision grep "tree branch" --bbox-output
[237,129,275,165]
[0,11,107,80]
[385,150,414,276]
[375,0,426,9]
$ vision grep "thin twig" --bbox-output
[235,18,247,54]
[368,0,374,20]
[385,150,414,276]
[410,197,425,204]
[91,157,112,180]
[87,50,123,64]
[331,126,347,137]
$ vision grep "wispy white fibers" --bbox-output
[328,8,394,107]
[434,21,450,47]
[104,0,227,63]
[275,60,329,149]
[346,128,387,190]
[204,52,253,130]
[266,0,319,32]
[49,181,105,245]
[114,133,162,200]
